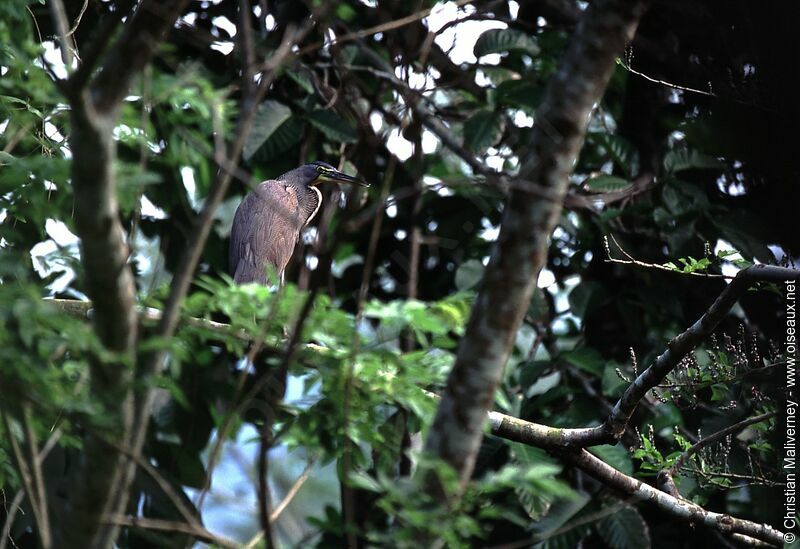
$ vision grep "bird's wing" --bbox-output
[229,181,304,284]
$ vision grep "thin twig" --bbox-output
[684,467,783,487]
[255,287,320,547]
[294,0,473,57]
[66,0,89,36]
[47,298,252,342]
[102,515,238,548]
[1,422,64,549]
[242,459,318,549]
[340,157,395,545]
[48,0,74,66]
[193,286,286,513]
[66,0,137,93]
[21,404,51,549]
[668,411,776,476]
[605,234,729,279]
[95,436,203,531]
[618,54,715,98]
[0,410,50,549]
[0,489,24,549]
[271,461,314,522]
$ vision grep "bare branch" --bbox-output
[67,0,137,93]
[243,458,315,549]
[557,448,784,546]
[21,404,51,549]
[420,390,785,545]
[47,298,251,341]
[95,436,203,533]
[0,489,24,549]
[48,0,74,67]
[0,410,51,549]
[102,516,238,548]
[0,426,63,549]
[604,234,730,278]
[66,0,89,37]
[295,0,473,57]
[271,461,314,522]
[237,0,257,107]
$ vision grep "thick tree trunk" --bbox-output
[422,0,650,498]
[57,2,190,546]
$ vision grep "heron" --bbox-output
[229,161,368,285]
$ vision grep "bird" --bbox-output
[229,161,368,285]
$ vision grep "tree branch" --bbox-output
[0,410,51,549]
[102,516,238,548]
[52,1,190,546]
[47,298,251,341]
[90,1,190,113]
[667,411,776,477]
[419,390,785,545]
[557,448,784,546]
[417,0,650,499]
[67,0,137,93]
[570,265,799,446]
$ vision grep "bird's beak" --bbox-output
[318,169,370,187]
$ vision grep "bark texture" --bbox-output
[423,0,650,496]
[60,2,189,547]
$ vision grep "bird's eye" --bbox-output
[316,165,324,173]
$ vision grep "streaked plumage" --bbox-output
[229,161,367,285]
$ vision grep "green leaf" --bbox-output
[531,493,591,538]
[589,445,633,475]
[494,78,544,111]
[455,259,484,290]
[709,214,775,263]
[306,109,359,143]
[663,149,723,174]
[561,347,604,375]
[601,362,628,397]
[285,68,314,94]
[585,175,632,193]
[335,3,357,21]
[474,28,540,58]
[348,471,382,492]
[0,94,44,117]
[519,360,554,390]
[510,442,560,469]
[249,115,304,162]
[597,507,651,549]
[527,371,561,397]
[243,100,292,161]
[589,133,640,178]
[568,281,606,318]
[463,109,504,153]
[710,383,728,402]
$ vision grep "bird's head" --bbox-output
[306,161,369,187]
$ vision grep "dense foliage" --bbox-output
[0,1,796,547]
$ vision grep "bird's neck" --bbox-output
[292,183,322,226]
